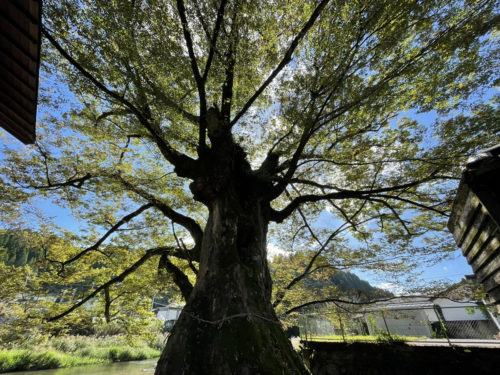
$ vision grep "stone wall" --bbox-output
[303,341,500,375]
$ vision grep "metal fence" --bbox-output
[298,302,500,345]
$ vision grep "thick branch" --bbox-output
[269,174,438,222]
[172,222,198,275]
[47,246,172,321]
[159,253,193,301]
[269,3,491,198]
[220,5,239,124]
[104,287,111,323]
[267,120,316,200]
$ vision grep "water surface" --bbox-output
[2,360,157,375]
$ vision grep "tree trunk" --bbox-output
[155,193,307,374]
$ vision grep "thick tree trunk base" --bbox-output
[155,194,307,374]
[155,310,306,374]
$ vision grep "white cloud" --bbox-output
[181,236,195,246]
[267,243,287,261]
[377,282,405,296]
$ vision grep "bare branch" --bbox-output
[95,109,132,123]
[32,172,93,191]
[284,295,459,315]
[373,194,449,216]
[34,143,53,186]
[273,189,367,308]
[141,74,200,125]
[367,197,413,235]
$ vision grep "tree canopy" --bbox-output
[0,0,498,373]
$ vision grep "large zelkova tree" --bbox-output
[1,0,499,373]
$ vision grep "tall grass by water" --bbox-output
[0,335,164,373]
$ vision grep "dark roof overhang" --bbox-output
[0,0,42,144]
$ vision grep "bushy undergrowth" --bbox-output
[0,335,164,373]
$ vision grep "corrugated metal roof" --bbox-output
[0,0,41,144]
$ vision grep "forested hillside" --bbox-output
[304,269,391,298]
[0,231,42,267]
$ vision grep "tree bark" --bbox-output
[155,193,307,374]
[104,287,111,324]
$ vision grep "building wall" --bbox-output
[156,306,182,321]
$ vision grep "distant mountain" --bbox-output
[270,253,393,301]
[303,269,392,299]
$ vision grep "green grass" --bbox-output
[0,335,162,373]
[301,334,428,343]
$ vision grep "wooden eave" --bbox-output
[0,0,41,144]
[448,151,500,308]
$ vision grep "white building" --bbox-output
[153,303,184,330]
[365,297,500,339]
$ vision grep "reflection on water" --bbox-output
[2,360,157,375]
